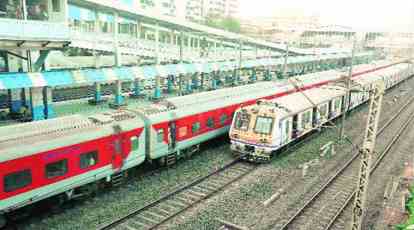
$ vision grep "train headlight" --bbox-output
[260,138,269,143]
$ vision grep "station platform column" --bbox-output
[264,69,272,81]
[192,73,199,90]
[30,87,45,121]
[89,82,106,105]
[185,74,193,94]
[166,75,174,94]
[110,80,126,108]
[43,87,55,119]
[131,78,143,98]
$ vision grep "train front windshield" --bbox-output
[234,112,251,131]
[254,116,273,135]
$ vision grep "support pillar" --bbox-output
[249,69,257,83]
[211,71,218,90]
[153,24,161,100]
[111,12,125,107]
[167,75,174,94]
[110,80,126,108]
[192,73,199,90]
[43,87,55,119]
[185,74,192,94]
[200,73,205,90]
[131,78,143,97]
[89,82,106,105]
[30,87,45,121]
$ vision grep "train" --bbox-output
[0,60,410,227]
[229,62,413,162]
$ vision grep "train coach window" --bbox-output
[334,99,341,111]
[220,114,228,125]
[319,105,328,117]
[46,160,68,179]
[302,111,311,129]
[131,136,139,151]
[207,117,215,128]
[4,169,32,193]
[157,129,164,143]
[80,151,98,169]
[192,122,201,134]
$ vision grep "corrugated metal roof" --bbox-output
[0,52,373,90]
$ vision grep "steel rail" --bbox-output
[97,158,256,230]
[276,94,414,230]
[324,106,414,230]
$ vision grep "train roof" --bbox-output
[260,86,346,118]
[352,63,411,87]
[136,69,347,123]
[0,111,144,163]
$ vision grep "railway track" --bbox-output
[273,95,414,230]
[97,159,257,230]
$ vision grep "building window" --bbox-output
[192,122,201,134]
[4,170,32,193]
[157,129,164,143]
[207,117,215,128]
[80,151,98,169]
[131,136,139,151]
[46,160,68,179]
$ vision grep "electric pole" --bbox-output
[339,36,357,140]
[350,81,385,230]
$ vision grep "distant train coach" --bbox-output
[229,63,414,162]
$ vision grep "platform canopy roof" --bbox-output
[0,52,373,90]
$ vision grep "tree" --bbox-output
[205,15,241,33]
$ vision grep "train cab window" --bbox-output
[46,160,68,179]
[207,117,215,128]
[157,129,164,143]
[80,151,98,169]
[233,112,250,131]
[131,136,139,151]
[254,116,274,135]
[4,169,32,193]
[220,114,228,125]
[192,122,201,134]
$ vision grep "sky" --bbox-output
[239,0,414,32]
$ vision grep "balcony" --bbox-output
[0,18,70,49]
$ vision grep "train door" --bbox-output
[279,118,292,146]
[112,125,126,170]
[292,114,298,138]
[168,121,177,151]
[328,100,333,119]
[312,107,318,127]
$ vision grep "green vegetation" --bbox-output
[205,15,241,33]
[396,185,414,230]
